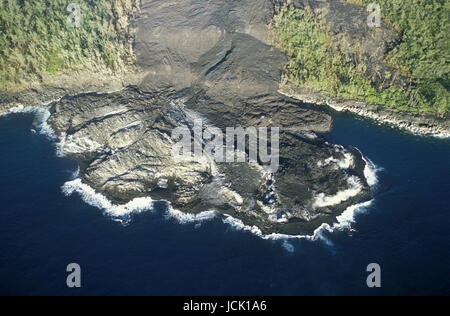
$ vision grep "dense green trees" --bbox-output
[351,0,449,115]
[274,1,449,116]
[0,0,128,90]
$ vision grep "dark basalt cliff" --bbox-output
[3,0,375,235]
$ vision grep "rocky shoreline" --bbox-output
[280,84,450,137]
[274,0,450,137]
[0,0,376,236]
[2,0,446,236]
[0,72,146,116]
[43,86,372,235]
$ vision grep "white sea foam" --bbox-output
[165,205,217,224]
[219,152,381,248]
[312,176,363,209]
[58,151,380,250]
[8,101,381,249]
[34,108,57,140]
[222,199,374,243]
[61,179,155,218]
[0,105,57,139]
[61,178,218,224]
[339,151,355,169]
[433,133,450,139]
[317,151,355,169]
[331,199,373,231]
[1,105,37,116]
[362,156,379,187]
[318,145,356,170]
[59,165,377,252]
[353,147,381,188]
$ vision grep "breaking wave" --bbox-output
[7,103,381,250]
[61,176,375,251]
[312,176,364,209]
[1,105,57,140]
[60,152,380,251]
[433,133,450,139]
[0,103,88,158]
[362,156,380,187]
[220,152,380,248]
[222,199,374,242]
[62,179,155,220]
[61,178,217,224]
[165,206,217,224]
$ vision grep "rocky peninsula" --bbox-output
[1,0,446,235]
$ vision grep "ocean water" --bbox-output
[0,109,449,296]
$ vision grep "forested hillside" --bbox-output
[273,0,449,116]
[0,0,135,90]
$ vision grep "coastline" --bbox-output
[0,101,379,242]
[0,71,146,116]
[1,0,446,238]
[279,84,450,138]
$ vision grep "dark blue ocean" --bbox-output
[0,109,449,296]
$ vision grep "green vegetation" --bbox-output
[273,2,450,116]
[0,0,130,90]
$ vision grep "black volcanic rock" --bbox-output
[43,0,371,235]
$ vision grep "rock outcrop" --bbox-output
[43,0,371,235]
